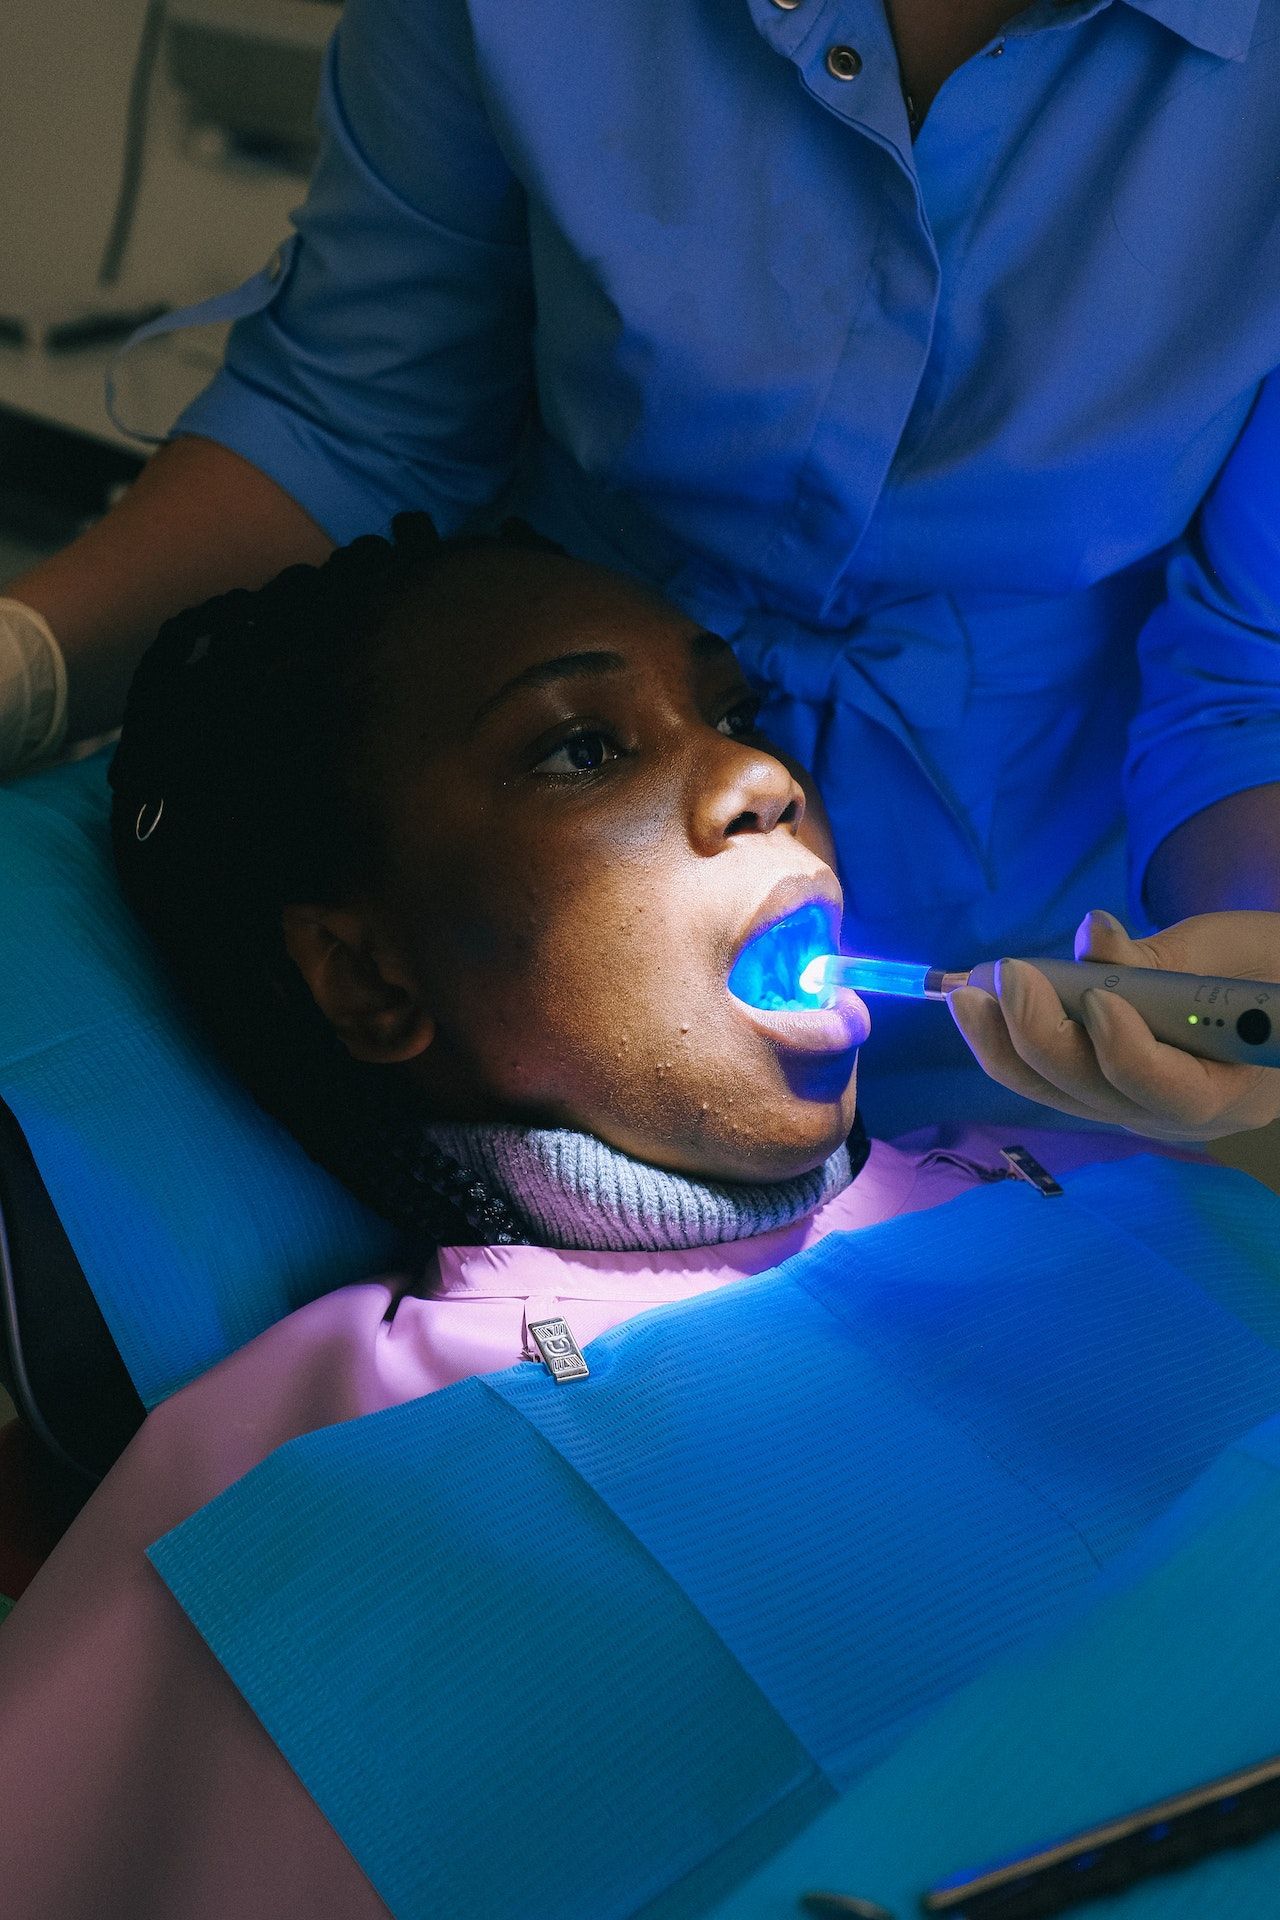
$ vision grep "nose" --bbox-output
[691,736,807,852]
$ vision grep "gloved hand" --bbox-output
[0,596,68,778]
[948,908,1280,1140]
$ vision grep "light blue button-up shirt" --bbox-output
[159,0,1280,1128]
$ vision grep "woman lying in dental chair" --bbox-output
[2,516,1280,1920]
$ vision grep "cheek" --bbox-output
[426,834,687,1077]
[517,875,702,1063]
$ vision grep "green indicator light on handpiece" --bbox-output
[1188,1014,1199,1024]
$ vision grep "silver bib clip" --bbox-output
[1000,1145,1064,1198]
[527,1317,590,1383]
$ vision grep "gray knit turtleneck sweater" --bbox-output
[423,1121,854,1253]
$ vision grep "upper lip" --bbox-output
[732,871,842,967]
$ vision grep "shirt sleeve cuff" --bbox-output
[171,370,436,548]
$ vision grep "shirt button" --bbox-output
[770,0,803,9]
[989,39,1006,55]
[825,44,863,80]
[266,246,285,281]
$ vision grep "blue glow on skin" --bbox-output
[727,904,833,1011]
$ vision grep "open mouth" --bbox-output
[728,902,835,1012]
[727,898,869,1059]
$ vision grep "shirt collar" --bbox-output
[1119,0,1261,59]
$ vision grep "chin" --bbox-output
[585,1061,859,1188]
[751,1072,861,1182]
[728,1130,851,1185]
[676,1093,859,1187]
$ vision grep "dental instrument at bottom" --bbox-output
[799,954,1280,1070]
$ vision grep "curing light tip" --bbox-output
[801,955,931,999]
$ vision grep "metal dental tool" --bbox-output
[799,954,1280,1070]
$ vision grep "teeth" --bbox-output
[756,963,810,1011]
[728,901,833,1012]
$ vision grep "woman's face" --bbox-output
[331,549,869,1182]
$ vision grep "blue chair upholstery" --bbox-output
[0,747,399,1474]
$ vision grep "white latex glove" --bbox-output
[0,597,68,778]
[948,908,1280,1141]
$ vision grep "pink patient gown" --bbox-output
[0,1128,1178,1919]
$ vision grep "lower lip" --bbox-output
[731,987,871,1055]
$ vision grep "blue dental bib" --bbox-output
[150,1157,1280,1919]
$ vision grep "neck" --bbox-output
[421,1120,866,1253]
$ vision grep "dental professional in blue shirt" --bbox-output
[5,0,1280,1135]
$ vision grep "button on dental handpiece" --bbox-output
[800,955,1280,1068]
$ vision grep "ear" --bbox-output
[280,904,436,1064]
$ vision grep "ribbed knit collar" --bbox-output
[422,1120,859,1253]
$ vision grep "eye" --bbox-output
[533,729,620,776]
[716,693,764,739]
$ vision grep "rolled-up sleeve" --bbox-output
[172,0,535,544]
[1124,370,1280,915]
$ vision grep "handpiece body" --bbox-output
[804,955,1280,1069]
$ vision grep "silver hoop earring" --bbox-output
[135,798,164,842]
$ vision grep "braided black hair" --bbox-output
[109,511,567,1250]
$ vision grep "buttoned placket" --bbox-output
[734,0,1132,624]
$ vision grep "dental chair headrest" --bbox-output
[0,1093,143,1483]
[0,748,399,1479]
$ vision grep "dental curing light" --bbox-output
[800,954,1280,1069]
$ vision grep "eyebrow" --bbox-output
[469,629,733,728]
